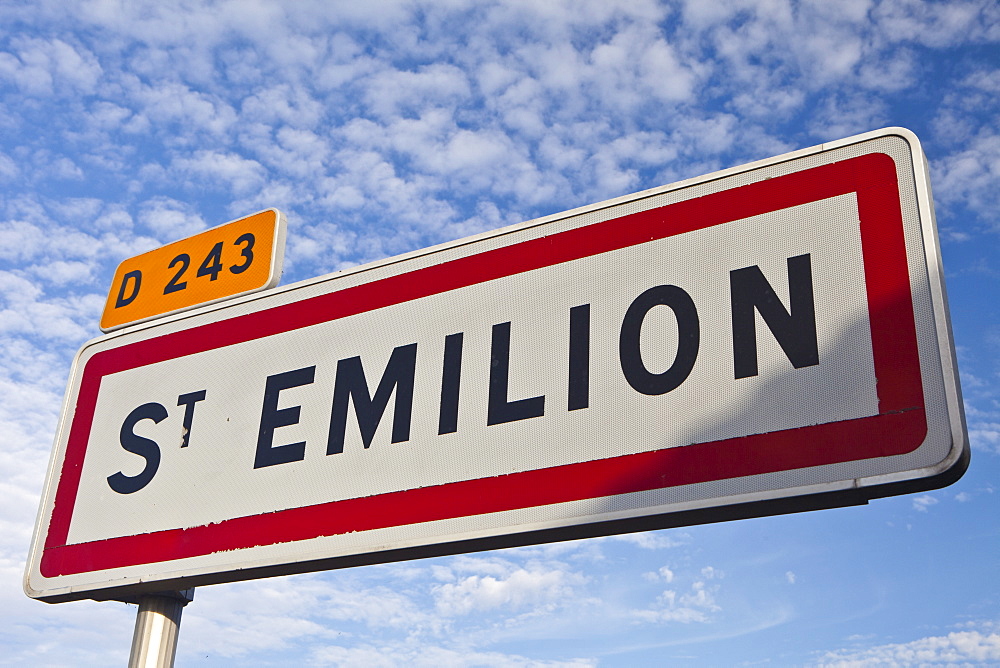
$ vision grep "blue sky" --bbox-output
[2,1,999,666]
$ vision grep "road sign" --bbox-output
[27,128,967,602]
[99,209,287,331]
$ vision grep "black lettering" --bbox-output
[196,241,224,281]
[488,321,545,425]
[163,254,189,294]
[114,270,142,308]
[230,232,255,274]
[730,253,819,379]
[327,343,418,454]
[438,333,463,435]
[254,366,315,469]
[620,285,699,395]
[176,390,207,448]
[108,402,167,494]
[568,304,590,411]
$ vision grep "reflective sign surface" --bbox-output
[99,209,286,331]
[28,129,967,602]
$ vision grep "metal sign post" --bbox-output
[127,590,194,668]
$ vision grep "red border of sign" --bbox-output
[40,152,925,577]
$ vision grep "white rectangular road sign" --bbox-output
[26,128,967,602]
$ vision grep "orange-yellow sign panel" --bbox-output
[100,209,286,331]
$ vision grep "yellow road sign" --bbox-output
[100,209,286,331]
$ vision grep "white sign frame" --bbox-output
[26,128,967,602]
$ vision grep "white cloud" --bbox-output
[0,271,98,342]
[872,0,1000,47]
[239,83,325,129]
[0,37,101,97]
[86,100,135,131]
[434,565,585,616]
[0,220,48,263]
[1,597,134,666]
[631,570,723,625]
[309,642,597,668]
[968,421,1000,454]
[583,24,698,109]
[363,64,472,120]
[0,152,18,180]
[30,259,93,286]
[912,494,939,513]
[126,78,238,139]
[856,46,916,93]
[814,630,1000,667]
[171,150,267,195]
[319,586,440,633]
[49,156,85,180]
[963,68,1000,94]
[182,577,362,658]
[808,92,888,142]
[606,532,689,550]
[933,129,1000,223]
[268,127,332,178]
[137,196,207,239]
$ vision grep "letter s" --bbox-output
[107,402,167,494]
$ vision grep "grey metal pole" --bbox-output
[127,589,194,668]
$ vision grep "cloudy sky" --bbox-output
[2,0,999,665]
